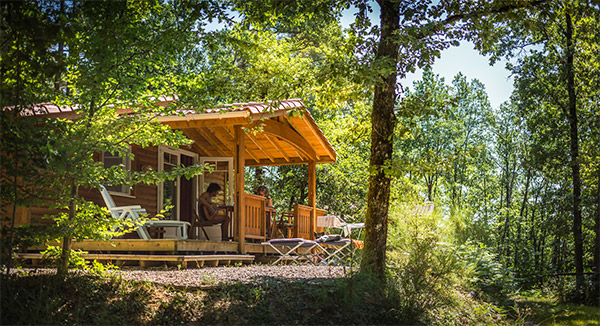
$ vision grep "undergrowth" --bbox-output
[1,270,507,326]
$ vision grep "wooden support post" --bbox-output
[308,160,317,240]
[235,125,246,253]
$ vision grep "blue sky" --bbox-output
[340,6,514,109]
[402,42,514,109]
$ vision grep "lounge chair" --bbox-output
[315,235,359,266]
[100,185,190,239]
[263,238,325,265]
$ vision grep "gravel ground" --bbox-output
[114,265,349,287]
[11,265,352,287]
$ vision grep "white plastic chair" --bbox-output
[100,185,190,239]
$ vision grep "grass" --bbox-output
[3,269,598,325]
[2,269,510,326]
[510,295,600,326]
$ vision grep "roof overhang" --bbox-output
[11,99,337,166]
[160,99,337,166]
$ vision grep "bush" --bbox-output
[384,202,508,325]
[457,242,517,301]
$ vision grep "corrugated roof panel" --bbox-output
[14,99,304,118]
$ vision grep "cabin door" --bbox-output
[158,146,198,222]
[199,157,234,205]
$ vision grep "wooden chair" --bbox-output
[266,206,277,239]
[190,204,229,240]
[190,211,214,240]
[274,211,294,239]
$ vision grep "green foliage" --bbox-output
[465,0,600,301]
[1,271,509,325]
[243,100,372,219]
[510,293,600,326]
[458,243,517,301]
[0,0,221,275]
[39,246,119,276]
[387,200,462,314]
[1,273,154,325]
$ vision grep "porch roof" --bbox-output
[14,98,336,166]
[158,99,336,166]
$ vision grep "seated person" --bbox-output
[256,185,273,207]
[198,183,231,240]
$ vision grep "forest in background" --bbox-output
[240,0,600,305]
[1,0,599,322]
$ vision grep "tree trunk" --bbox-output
[360,0,399,280]
[565,12,584,296]
[57,236,72,277]
[594,159,600,303]
[57,183,77,277]
[254,167,264,186]
[499,158,513,256]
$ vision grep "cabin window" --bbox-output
[102,149,131,195]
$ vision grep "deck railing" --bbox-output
[244,193,266,240]
[293,204,326,239]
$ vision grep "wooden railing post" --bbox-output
[308,160,317,239]
[235,126,246,253]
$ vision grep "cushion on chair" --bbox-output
[267,238,317,247]
[316,234,342,243]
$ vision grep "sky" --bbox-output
[340,6,515,110]
[402,42,514,109]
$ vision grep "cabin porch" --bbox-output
[11,99,339,265]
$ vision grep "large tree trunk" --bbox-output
[360,0,399,279]
[565,12,584,297]
[594,159,600,304]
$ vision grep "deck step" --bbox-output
[16,253,254,268]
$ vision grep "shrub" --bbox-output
[458,242,517,301]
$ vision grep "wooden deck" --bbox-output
[28,239,279,254]
[16,252,255,268]
[21,239,288,268]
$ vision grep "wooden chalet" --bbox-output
[11,99,337,265]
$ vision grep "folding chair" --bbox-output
[263,238,325,265]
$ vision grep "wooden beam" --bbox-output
[234,126,246,253]
[292,147,306,161]
[259,120,319,161]
[184,129,221,156]
[191,142,209,156]
[264,134,290,162]
[220,126,260,164]
[220,125,235,138]
[244,157,335,167]
[164,117,249,130]
[244,148,261,165]
[246,132,275,163]
[215,126,260,163]
[308,161,317,240]
[290,115,336,162]
[211,128,234,150]
[196,127,231,157]
[182,129,212,156]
